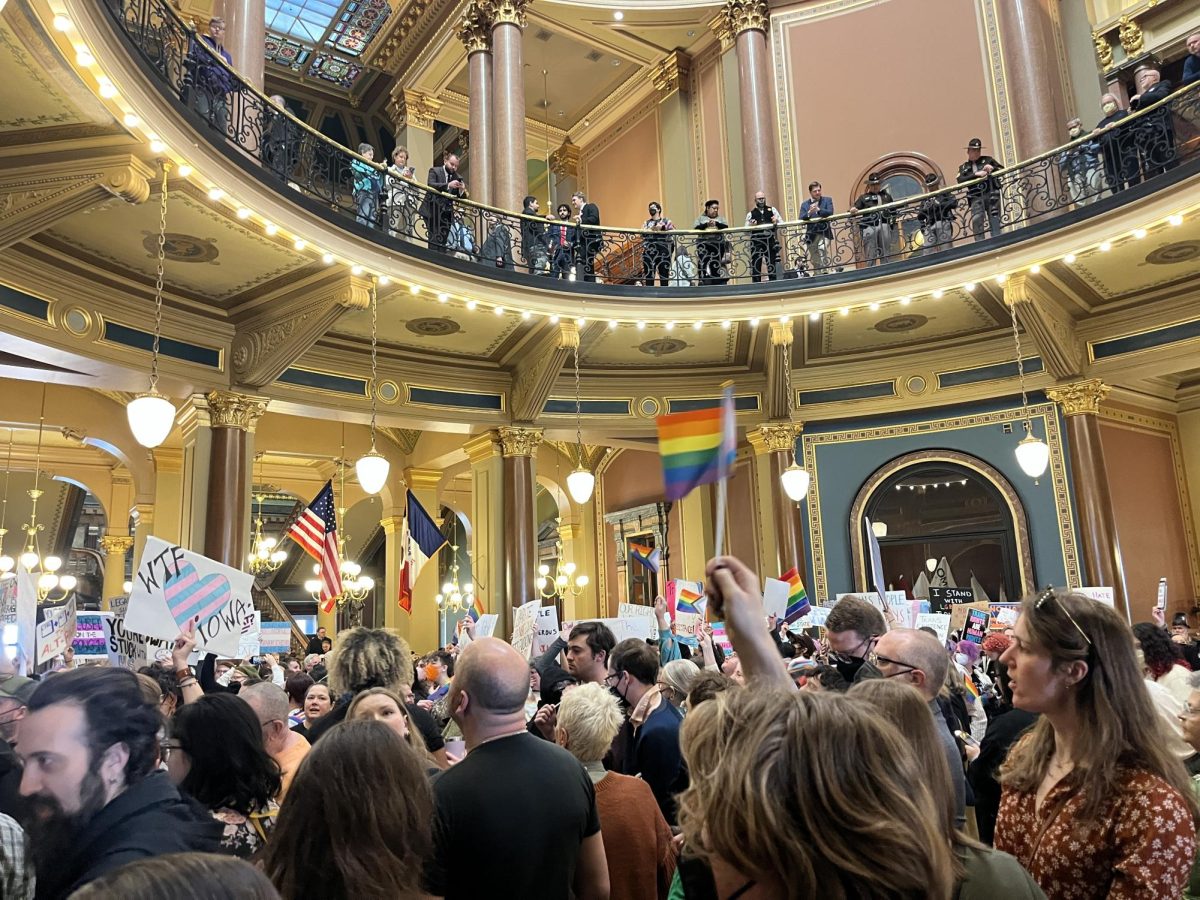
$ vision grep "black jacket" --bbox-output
[957,156,1004,200]
[577,202,602,252]
[1130,79,1174,111]
[520,208,548,260]
[853,189,895,228]
[418,165,466,221]
[36,771,222,899]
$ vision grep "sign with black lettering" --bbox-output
[929,587,973,612]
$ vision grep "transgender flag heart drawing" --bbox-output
[164,560,232,630]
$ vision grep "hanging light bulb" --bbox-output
[778,323,810,501]
[567,322,595,504]
[357,279,390,494]
[926,558,938,572]
[128,161,176,447]
[1008,299,1049,481]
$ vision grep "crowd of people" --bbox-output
[4,551,1200,899]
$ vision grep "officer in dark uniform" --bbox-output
[917,172,956,256]
[957,138,1003,241]
[852,173,894,266]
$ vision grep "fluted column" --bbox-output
[99,535,134,611]
[748,424,806,579]
[491,0,531,212]
[200,391,268,568]
[500,426,542,627]
[996,0,1068,157]
[459,3,495,207]
[1046,380,1129,619]
[723,0,779,208]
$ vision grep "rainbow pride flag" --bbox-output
[781,566,811,624]
[655,389,736,502]
[675,587,704,616]
[963,677,980,702]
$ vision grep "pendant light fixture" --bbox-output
[779,324,810,502]
[0,430,14,578]
[19,387,77,602]
[565,325,595,504]
[127,161,177,448]
[356,278,389,495]
[1009,301,1050,481]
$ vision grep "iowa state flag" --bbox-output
[398,491,447,613]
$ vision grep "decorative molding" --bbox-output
[510,321,579,423]
[549,138,580,179]
[708,10,734,51]
[389,86,443,132]
[722,0,769,36]
[1117,15,1144,56]
[98,534,135,555]
[651,50,692,97]
[498,425,544,457]
[380,426,422,454]
[491,0,532,28]
[1005,275,1083,381]
[202,391,269,430]
[365,0,454,74]
[1046,379,1111,417]
[1093,30,1115,72]
[746,422,802,455]
[464,431,502,466]
[457,1,494,54]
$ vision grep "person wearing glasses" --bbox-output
[823,595,885,684]
[993,589,1198,899]
[872,628,967,828]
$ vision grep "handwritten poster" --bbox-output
[617,604,658,640]
[72,613,111,662]
[532,606,561,656]
[510,601,541,659]
[37,598,76,663]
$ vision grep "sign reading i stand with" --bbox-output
[928,587,973,611]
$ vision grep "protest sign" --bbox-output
[573,617,658,644]
[762,579,790,620]
[511,602,541,659]
[532,606,561,656]
[666,579,704,623]
[617,603,658,640]
[238,611,262,659]
[888,599,921,629]
[125,538,256,658]
[988,603,1020,629]
[260,622,293,655]
[37,598,76,663]
[929,586,973,613]
[791,606,834,630]
[1077,587,1114,608]
[475,614,499,638]
[916,613,952,645]
[949,601,990,636]
[72,613,111,663]
[710,622,733,654]
[964,607,990,644]
[104,612,148,669]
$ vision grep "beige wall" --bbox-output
[697,55,731,216]
[581,110,664,230]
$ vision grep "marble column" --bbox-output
[389,86,441,177]
[1046,379,1129,619]
[652,50,697,222]
[216,0,265,90]
[996,0,1069,158]
[500,426,541,623]
[459,2,495,208]
[98,534,134,611]
[466,432,507,637]
[199,391,268,569]
[491,0,531,212]
[723,0,779,209]
[747,423,807,579]
[549,139,580,208]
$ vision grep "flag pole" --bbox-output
[714,381,735,557]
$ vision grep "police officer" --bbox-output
[957,138,1003,241]
[917,173,956,256]
[852,173,895,267]
[745,191,782,282]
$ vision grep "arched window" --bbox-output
[850,153,947,256]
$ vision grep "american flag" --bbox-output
[287,481,342,613]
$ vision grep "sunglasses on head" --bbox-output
[1035,586,1092,647]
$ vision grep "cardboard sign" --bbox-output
[888,599,921,629]
[511,601,541,659]
[72,613,111,662]
[37,598,76,663]
[916,613,952,645]
[762,578,790,620]
[617,604,658,640]
[533,606,561,657]
[104,613,148,670]
[259,622,293,655]
[989,603,1020,628]
[964,607,990,644]
[929,587,974,612]
[126,538,256,658]
[949,601,990,637]
[1077,587,1114,608]
[475,614,499,638]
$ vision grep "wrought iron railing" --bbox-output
[105,0,1200,290]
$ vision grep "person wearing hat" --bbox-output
[1129,63,1177,179]
[956,138,1004,241]
[852,173,895,267]
[0,675,36,818]
[916,173,956,256]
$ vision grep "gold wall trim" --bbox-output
[1096,406,1200,592]
[975,0,1018,167]
[402,382,507,413]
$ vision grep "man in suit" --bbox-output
[1093,93,1138,193]
[956,138,1004,242]
[520,195,549,275]
[799,181,834,275]
[1182,31,1200,86]
[572,192,601,282]
[1129,64,1177,178]
[420,151,468,254]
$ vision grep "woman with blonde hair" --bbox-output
[657,659,699,709]
[303,627,413,744]
[995,588,1199,899]
[849,679,1044,898]
[346,686,430,762]
[677,687,955,899]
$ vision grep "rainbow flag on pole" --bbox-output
[656,389,737,502]
[781,566,811,624]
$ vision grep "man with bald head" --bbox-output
[873,627,966,827]
[426,638,610,900]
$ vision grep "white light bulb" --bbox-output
[522,310,532,320]
[76,50,95,67]
[693,321,702,330]
[150,139,166,153]
[437,292,448,303]
[236,207,251,219]
[608,320,617,330]
[749,317,759,326]
[351,264,363,275]
[869,302,880,311]
[410,284,421,295]
[207,187,224,201]
[809,311,820,321]
[665,321,674,331]
[123,113,141,128]
[294,238,307,250]
[356,450,390,495]
[99,81,118,99]
[1063,254,1076,264]
[322,253,335,265]
[466,300,477,310]
[549,314,559,324]
[567,466,595,504]
[932,289,944,299]
[494,306,505,315]
[1098,241,1111,252]
[1029,264,1040,274]
[1133,228,1147,239]
[264,223,277,236]
[378,275,390,286]
[127,392,176,448]
[780,464,810,502]
[19,552,38,571]
[636,321,645,330]
[177,163,193,177]
[1169,214,1184,226]
[53,15,72,31]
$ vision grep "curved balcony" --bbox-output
[103,0,1200,303]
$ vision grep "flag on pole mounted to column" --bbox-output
[398,490,447,614]
[780,566,811,624]
[287,481,343,613]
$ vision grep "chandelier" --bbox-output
[303,450,373,606]
[0,430,14,579]
[16,388,77,603]
[1009,300,1050,481]
[436,544,475,613]
[565,319,595,504]
[779,324,810,501]
[247,493,287,577]
[355,278,389,495]
[538,538,589,600]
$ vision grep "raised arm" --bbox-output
[704,555,792,690]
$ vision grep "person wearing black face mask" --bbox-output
[641,202,674,287]
[822,596,884,684]
[745,192,782,282]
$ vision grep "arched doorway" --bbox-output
[849,451,1034,603]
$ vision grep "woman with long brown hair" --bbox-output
[995,588,1199,899]
[346,686,431,763]
[677,687,956,900]
[264,719,433,899]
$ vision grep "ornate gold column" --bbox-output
[99,535,134,610]
[722,0,779,208]
[459,2,495,207]
[549,139,580,207]
[491,0,531,212]
[1046,379,1129,618]
[389,87,442,176]
[651,50,697,221]
[500,426,541,630]
[200,391,268,568]
[747,423,806,579]
[996,0,1069,157]
[381,513,406,635]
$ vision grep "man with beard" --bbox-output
[18,668,221,897]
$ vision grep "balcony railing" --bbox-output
[105,0,1200,292]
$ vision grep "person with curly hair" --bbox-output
[1134,620,1193,704]
[303,626,413,744]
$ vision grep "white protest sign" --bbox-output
[762,578,790,620]
[511,601,541,659]
[916,613,952,645]
[104,612,149,670]
[836,592,887,615]
[617,604,658,640]
[884,591,908,605]
[992,605,1020,627]
[576,617,656,644]
[1077,587,1114,608]
[126,538,257,658]
[260,622,293,655]
[237,611,262,659]
[37,598,76,663]
[802,606,834,628]
[888,599,921,629]
[533,606,561,656]
[475,614,499,638]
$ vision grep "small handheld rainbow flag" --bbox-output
[781,566,811,624]
[963,677,981,702]
[675,587,704,617]
[655,388,737,502]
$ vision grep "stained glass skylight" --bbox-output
[265,0,343,46]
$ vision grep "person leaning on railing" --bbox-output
[1129,63,1177,179]
[957,138,1004,242]
[641,202,675,287]
[521,196,550,275]
[917,172,956,256]
[853,174,895,267]
[1057,118,1101,207]
[692,200,731,286]
[799,181,834,276]
[745,192,783,283]
[351,143,382,228]
[385,146,417,239]
[420,151,468,254]
[185,17,234,133]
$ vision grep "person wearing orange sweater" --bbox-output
[557,682,677,900]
